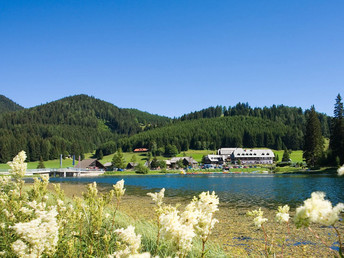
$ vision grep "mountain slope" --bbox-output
[0,95,24,114]
[0,94,168,162]
[115,115,303,154]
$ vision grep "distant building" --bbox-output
[165,157,198,169]
[75,159,106,170]
[133,148,148,152]
[126,162,138,169]
[203,155,224,164]
[232,148,274,165]
[205,148,275,165]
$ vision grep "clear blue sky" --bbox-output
[1,0,343,117]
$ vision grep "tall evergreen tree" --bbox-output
[303,106,324,167]
[329,94,344,164]
[111,148,125,169]
[37,156,45,169]
[282,147,290,162]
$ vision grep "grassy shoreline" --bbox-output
[54,182,343,257]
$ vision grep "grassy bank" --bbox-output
[0,149,304,170]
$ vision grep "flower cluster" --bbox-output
[275,205,290,223]
[338,165,344,176]
[294,191,344,227]
[159,206,196,257]
[114,179,126,200]
[11,206,59,257]
[110,225,142,257]
[185,191,219,242]
[147,188,165,207]
[151,190,219,257]
[7,151,27,179]
[247,208,268,228]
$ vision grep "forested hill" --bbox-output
[177,102,331,137]
[0,94,169,162]
[114,115,304,154]
[0,95,24,114]
[123,108,171,129]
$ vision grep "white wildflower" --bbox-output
[159,207,196,257]
[276,205,290,223]
[42,195,49,202]
[0,223,5,229]
[183,191,219,241]
[338,165,344,176]
[7,151,27,178]
[147,188,165,207]
[294,191,344,227]
[105,213,111,219]
[19,207,33,216]
[0,176,11,188]
[10,206,59,257]
[87,182,98,197]
[247,208,268,228]
[11,239,28,257]
[113,179,126,199]
[129,252,153,258]
[112,225,141,257]
[41,174,49,183]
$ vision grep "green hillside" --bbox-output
[0,94,169,163]
[0,95,24,114]
[117,115,302,153]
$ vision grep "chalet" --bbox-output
[75,159,106,170]
[133,148,148,152]
[232,148,274,165]
[126,162,138,169]
[165,157,198,169]
[203,155,224,164]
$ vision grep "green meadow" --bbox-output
[0,149,305,170]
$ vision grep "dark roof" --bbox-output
[75,159,106,169]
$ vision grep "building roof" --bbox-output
[217,148,237,155]
[133,148,148,152]
[169,157,198,164]
[233,148,275,158]
[206,155,224,162]
[75,159,106,169]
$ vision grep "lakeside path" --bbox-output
[52,183,344,257]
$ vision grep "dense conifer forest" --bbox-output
[0,94,333,163]
[0,95,169,162]
[0,95,24,114]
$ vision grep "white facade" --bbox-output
[232,148,274,164]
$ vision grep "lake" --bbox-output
[50,173,344,208]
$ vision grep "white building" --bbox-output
[232,148,274,164]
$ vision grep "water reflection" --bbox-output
[50,173,344,209]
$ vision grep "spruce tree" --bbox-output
[282,148,290,162]
[329,94,344,164]
[37,156,45,169]
[303,106,324,167]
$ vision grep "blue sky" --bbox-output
[1,1,343,117]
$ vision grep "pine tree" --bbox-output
[329,94,344,164]
[282,147,290,162]
[37,156,45,169]
[303,106,324,167]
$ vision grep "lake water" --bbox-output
[50,173,344,209]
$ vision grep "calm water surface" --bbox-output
[50,173,344,208]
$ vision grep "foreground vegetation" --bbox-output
[1,151,344,257]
